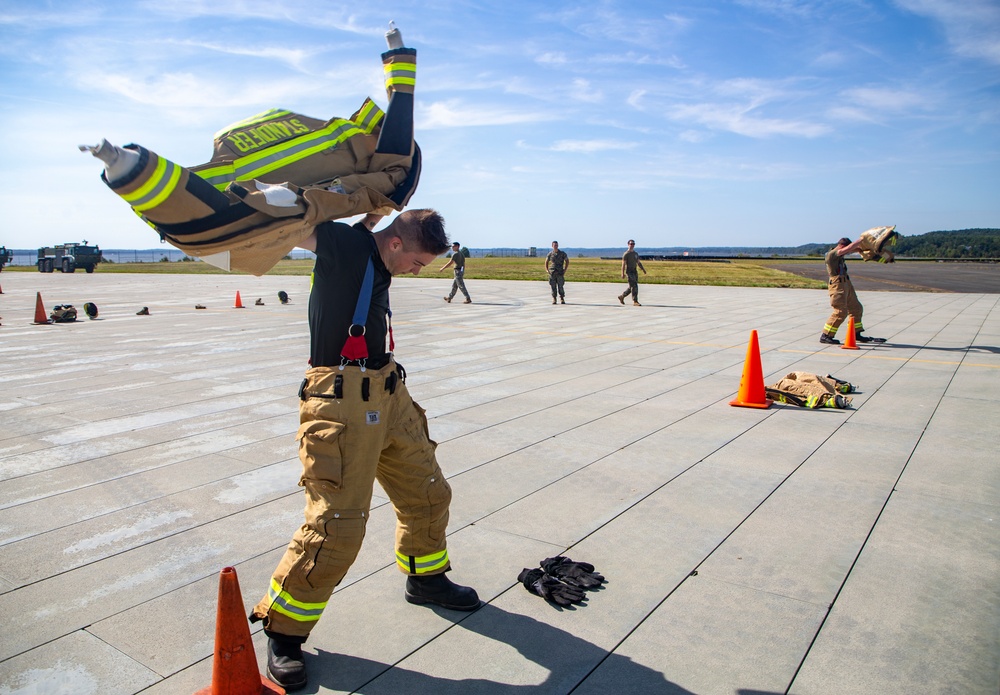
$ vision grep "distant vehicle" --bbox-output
[37,241,102,273]
[0,245,12,272]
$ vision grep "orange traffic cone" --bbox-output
[842,316,859,350]
[729,330,773,409]
[33,292,51,325]
[234,291,245,309]
[194,567,284,695]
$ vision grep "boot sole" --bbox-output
[267,666,307,692]
[404,591,481,611]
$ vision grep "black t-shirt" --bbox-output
[309,221,392,366]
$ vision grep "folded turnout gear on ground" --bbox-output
[766,372,854,409]
[517,568,587,606]
[539,556,606,589]
[857,225,899,263]
[50,304,78,322]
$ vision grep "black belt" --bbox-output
[299,360,405,402]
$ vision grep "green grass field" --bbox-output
[3,256,827,289]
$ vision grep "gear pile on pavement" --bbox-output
[517,556,605,606]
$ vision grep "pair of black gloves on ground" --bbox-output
[517,556,605,606]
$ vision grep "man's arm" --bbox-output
[638,259,646,274]
[621,256,627,278]
[297,231,318,252]
[564,256,569,272]
[439,257,455,272]
[545,255,551,273]
[837,239,864,256]
[357,212,385,232]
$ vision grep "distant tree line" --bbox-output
[892,229,1000,258]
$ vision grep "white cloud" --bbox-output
[569,78,603,103]
[548,139,637,153]
[667,102,830,138]
[895,0,1000,64]
[419,100,557,129]
[536,52,568,65]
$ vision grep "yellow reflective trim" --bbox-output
[214,108,292,140]
[268,578,326,610]
[396,549,449,574]
[385,77,416,87]
[120,157,167,204]
[133,160,182,212]
[234,120,363,181]
[384,62,416,72]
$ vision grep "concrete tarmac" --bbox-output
[0,272,997,694]
[770,259,1000,293]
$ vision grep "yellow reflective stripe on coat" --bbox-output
[353,98,385,135]
[214,108,293,140]
[197,119,365,191]
[384,62,416,87]
[396,548,449,574]
[823,324,836,334]
[267,578,326,622]
[122,157,182,212]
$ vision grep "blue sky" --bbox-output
[1,0,998,251]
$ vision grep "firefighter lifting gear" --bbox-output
[266,633,307,691]
[766,372,854,409]
[518,568,587,606]
[540,556,606,589]
[404,572,481,610]
[83,42,421,277]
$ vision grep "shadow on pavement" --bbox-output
[306,604,703,694]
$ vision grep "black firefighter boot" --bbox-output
[266,632,308,691]
[405,572,480,611]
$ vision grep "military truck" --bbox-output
[37,242,102,273]
[0,246,12,272]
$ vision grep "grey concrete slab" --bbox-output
[0,459,300,586]
[790,490,1000,695]
[694,421,921,603]
[0,274,996,693]
[896,396,1000,508]
[574,576,825,695]
[0,630,160,694]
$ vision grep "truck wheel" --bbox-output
[85,265,95,273]
[62,258,76,273]
[38,260,44,272]
[42,259,54,273]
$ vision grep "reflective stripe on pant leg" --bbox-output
[396,548,450,574]
[266,577,326,623]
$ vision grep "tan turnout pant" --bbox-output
[824,276,863,336]
[251,361,452,638]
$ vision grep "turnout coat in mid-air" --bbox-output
[96,45,419,276]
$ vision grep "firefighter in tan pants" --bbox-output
[250,210,479,691]
[820,236,883,344]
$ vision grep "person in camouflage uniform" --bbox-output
[617,239,647,306]
[545,241,569,304]
[440,241,471,303]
